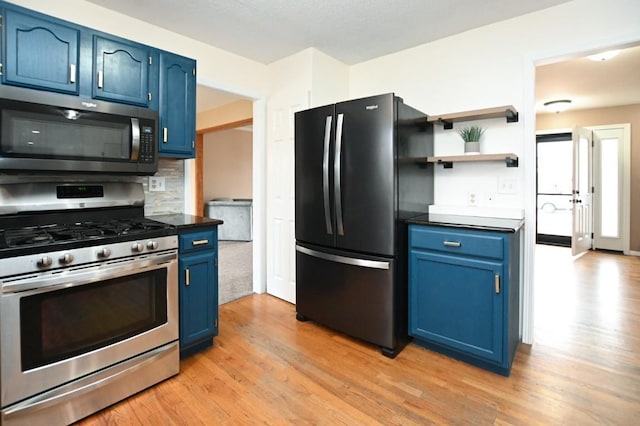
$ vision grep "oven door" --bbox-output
[0,251,178,407]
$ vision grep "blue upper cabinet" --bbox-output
[3,9,80,94]
[158,51,196,158]
[93,35,151,106]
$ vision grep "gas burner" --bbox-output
[5,227,54,247]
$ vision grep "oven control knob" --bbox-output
[97,248,112,258]
[132,243,144,253]
[59,253,74,265]
[37,256,53,268]
[147,241,159,250]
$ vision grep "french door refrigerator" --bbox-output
[294,93,433,357]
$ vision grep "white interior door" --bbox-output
[571,127,593,256]
[265,90,308,303]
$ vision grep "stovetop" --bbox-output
[0,217,177,259]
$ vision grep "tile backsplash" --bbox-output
[143,159,185,216]
[0,158,185,216]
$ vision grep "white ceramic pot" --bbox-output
[464,141,480,155]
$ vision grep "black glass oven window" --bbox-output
[2,109,131,160]
[20,269,167,371]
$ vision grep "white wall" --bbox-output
[350,0,640,211]
[203,129,253,201]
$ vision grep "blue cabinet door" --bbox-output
[158,51,196,158]
[179,251,217,347]
[409,249,504,363]
[3,9,79,94]
[93,35,150,106]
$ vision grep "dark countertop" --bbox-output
[149,213,223,230]
[407,213,524,233]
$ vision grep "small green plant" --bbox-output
[457,126,485,142]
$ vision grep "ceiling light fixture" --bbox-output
[543,99,572,113]
[587,50,620,61]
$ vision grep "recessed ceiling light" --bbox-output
[587,50,620,61]
[543,99,572,113]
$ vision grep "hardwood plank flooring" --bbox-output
[79,246,640,425]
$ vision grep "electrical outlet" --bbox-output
[467,191,477,206]
[149,176,165,192]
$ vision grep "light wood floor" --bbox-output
[80,246,640,425]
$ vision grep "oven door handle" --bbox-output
[1,252,177,295]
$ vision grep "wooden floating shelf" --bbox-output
[426,153,519,168]
[427,105,519,129]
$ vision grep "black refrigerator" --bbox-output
[294,93,433,357]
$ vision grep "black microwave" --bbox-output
[0,85,158,175]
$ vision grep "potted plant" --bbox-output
[457,125,485,155]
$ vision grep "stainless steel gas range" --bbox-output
[0,182,179,426]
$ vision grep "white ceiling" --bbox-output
[536,45,640,114]
[86,0,639,114]
[86,0,571,65]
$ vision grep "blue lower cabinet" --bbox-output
[178,227,218,357]
[408,224,521,376]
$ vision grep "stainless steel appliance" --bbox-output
[294,93,434,358]
[0,182,179,425]
[0,85,158,175]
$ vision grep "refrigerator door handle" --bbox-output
[296,245,390,270]
[334,113,345,236]
[322,115,333,235]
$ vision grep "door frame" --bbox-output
[523,35,640,345]
[184,78,267,295]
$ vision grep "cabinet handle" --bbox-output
[185,268,190,286]
[495,274,500,294]
[192,239,209,246]
[163,127,168,143]
[97,70,103,89]
[69,64,76,83]
[443,241,462,247]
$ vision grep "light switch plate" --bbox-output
[149,176,165,192]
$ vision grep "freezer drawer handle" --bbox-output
[296,245,389,270]
[334,113,345,236]
[322,115,333,235]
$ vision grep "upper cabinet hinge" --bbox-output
[148,92,152,102]
[148,56,152,65]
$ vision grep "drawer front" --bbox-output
[179,228,217,253]
[409,225,504,260]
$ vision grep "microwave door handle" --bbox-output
[131,118,140,161]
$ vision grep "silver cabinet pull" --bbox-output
[69,64,76,83]
[192,239,209,246]
[185,268,190,286]
[163,127,168,143]
[443,241,462,247]
[97,70,103,88]
[495,274,500,293]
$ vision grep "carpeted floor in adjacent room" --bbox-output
[218,241,253,305]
